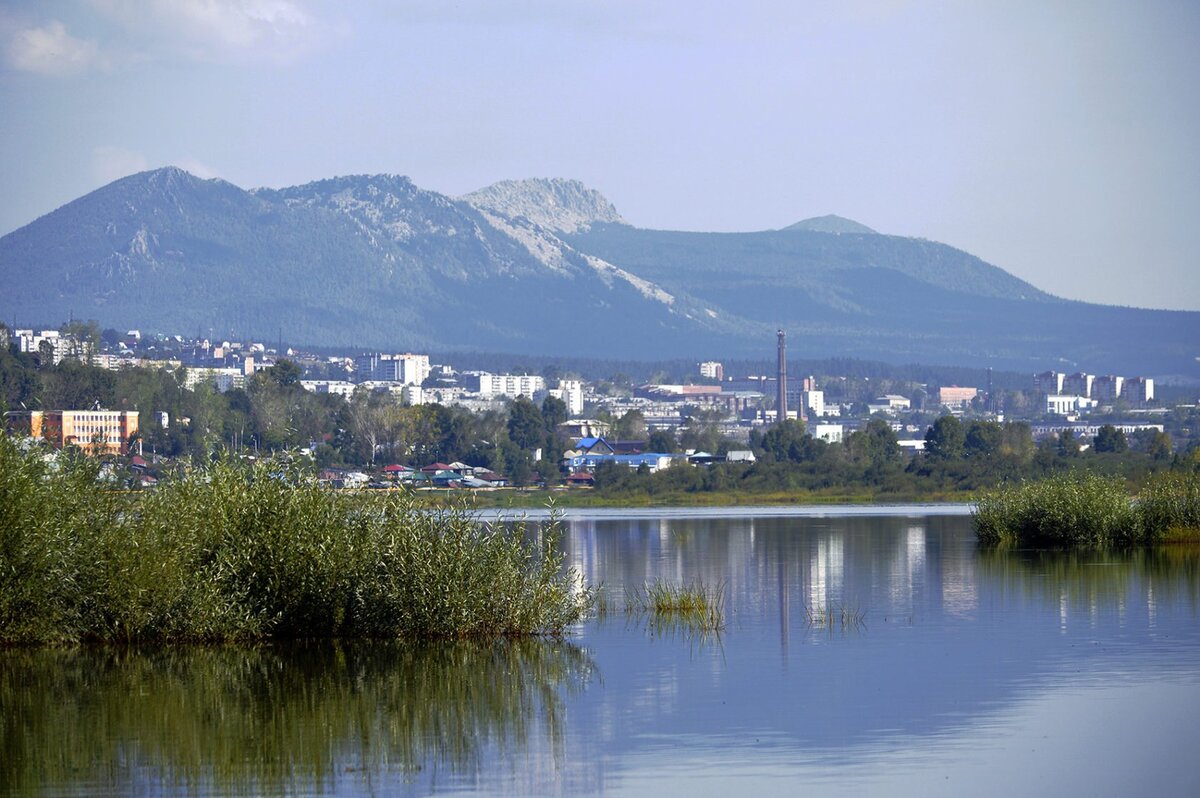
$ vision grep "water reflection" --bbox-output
[1,639,595,797]
[6,515,1200,797]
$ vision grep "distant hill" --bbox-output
[1,167,1197,377]
[783,215,877,235]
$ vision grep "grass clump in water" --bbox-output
[625,579,725,632]
[0,436,589,645]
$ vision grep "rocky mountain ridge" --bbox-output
[462,178,625,234]
[1,167,1196,376]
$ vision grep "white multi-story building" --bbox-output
[300,380,358,399]
[549,379,584,415]
[14,329,93,365]
[812,423,844,444]
[803,389,825,418]
[474,373,546,399]
[1045,394,1097,416]
[1092,375,1125,402]
[185,367,245,393]
[355,353,430,385]
[699,361,724,382]
[1062,373,1094,398]
[1033,370,1066,394]
[1121,377,1155,406]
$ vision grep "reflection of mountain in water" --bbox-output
[0,640,596,796]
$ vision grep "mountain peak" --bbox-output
[783,215,877,235]
[462,178,624,233]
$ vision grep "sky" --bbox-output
[1,0,1197,310]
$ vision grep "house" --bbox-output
[566,471,595,487]
[564,452,678,473]
[317,469,369,489]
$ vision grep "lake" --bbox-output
[4,509,1198,796]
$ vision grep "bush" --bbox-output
[0,436,588,644]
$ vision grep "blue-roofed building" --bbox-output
[563,452,680,473]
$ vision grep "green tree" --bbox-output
[266,359,303,388]
[613,409,647,441]
[963,421,1002,458]
[758,419,810,463]
[924,415,964,460]
[506,396,545,451]
[540,394,568,432]
[848,418,902,469]
[1093,424,1128,453]
[647,428,677,454]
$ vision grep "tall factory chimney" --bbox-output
[776,329,788,425]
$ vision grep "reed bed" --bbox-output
[1137,471,1200,543]
[973,471,1200,547]
[0,437,589,645]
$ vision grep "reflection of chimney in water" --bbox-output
[777,329,787,425]
[779,559,790,662]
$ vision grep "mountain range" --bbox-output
[1,167,1197,379]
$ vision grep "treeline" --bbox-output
[589,418,1197,500]
[3,334,1198,495]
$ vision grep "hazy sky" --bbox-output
[1,1,1197,310]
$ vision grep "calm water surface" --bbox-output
[4,510,1199,796]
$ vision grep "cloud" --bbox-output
[91,146,149,185]
[89,0,324,62]
[6,20,100,75]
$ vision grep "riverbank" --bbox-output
[409,486,979,509]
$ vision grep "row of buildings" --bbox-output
[1034,370,1155,413]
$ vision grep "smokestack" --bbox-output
[777,329,787,425]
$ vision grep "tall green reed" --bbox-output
[0,436,589,644]
[974,470,1200,547]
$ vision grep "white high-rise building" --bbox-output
[354,353,430,385]
[803,390,825,418]
[549,379,584,415]
[474,373,546,399]
[699,361,724,382]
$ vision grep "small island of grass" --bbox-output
[973,471,1200,547]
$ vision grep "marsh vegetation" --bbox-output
[0,436,589,645]
[973,471,1200,547]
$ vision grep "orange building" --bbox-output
[937,386,978,411]
[5,410,139,455]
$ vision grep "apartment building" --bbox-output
[5,410,139,455]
